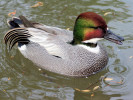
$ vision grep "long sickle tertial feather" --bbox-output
[19,15,34,28]
[4,28,31,50]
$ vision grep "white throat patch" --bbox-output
[82,38,103,44]
[78,44,100,54]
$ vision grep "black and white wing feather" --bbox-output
[4,28,31,50]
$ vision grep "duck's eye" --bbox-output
[89,26,101,29]
[89,26,106,34]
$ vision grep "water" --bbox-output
[0,0,133,100]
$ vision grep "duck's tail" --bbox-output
[7,15,34,29]
[5,16,33,50]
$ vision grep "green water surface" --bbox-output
[0,0,133,100]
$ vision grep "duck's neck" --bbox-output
[70,39,97,48]
[82,42,97,47]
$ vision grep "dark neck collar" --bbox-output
[70,39,97,48]
[82,42,97,47]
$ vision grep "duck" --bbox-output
[4,12,124,77]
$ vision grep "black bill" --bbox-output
[104,29,124,45]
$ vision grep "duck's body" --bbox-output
[4,12,124,77]
[19,26,108,77]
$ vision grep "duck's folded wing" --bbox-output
[18,15,73,43]
[32,23,73,43]
[4,27,71,59]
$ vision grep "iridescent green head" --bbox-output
[73,12,124,45]
[73,12,107,44]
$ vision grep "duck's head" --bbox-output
[73,12,124,45]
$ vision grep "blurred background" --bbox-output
[0,0,133,100]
